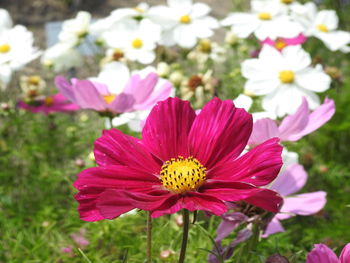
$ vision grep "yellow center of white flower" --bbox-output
[180,15,191,24]
[317,24,329,32]
[258,12,272,20]
[0,44,11,53]
[103,95,116,104]
[279,70,295,83]
[199,39,212,53]
[134,7,145,13]
[280,0,294,4]
[160,156,206,194]
[27,76,41,86]
[44,96,54,106]
[132,38,143,49]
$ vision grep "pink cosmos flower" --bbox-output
[249,97,335,146]
[261,34,307,51]
[74,97,283,221]
[264,164,326,236]
[55,72,172,116]
[18,93,79,115]
[307,243,350,263]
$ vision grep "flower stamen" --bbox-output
[44,96,54,106]
[132,38,143,49]
[275,39,287,50]
[160,156,206,194]
[103,95,116,104]
[317,24,329,32]
[279,70,295,83]
[258,12,272,20]
[0,44,11,53]
[180,15,191,24]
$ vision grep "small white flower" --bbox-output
[0,9,12,34]
[222,0,302,40]
[241,45,331,117]
[41,42,83,72]
[59,11,91,46]
[104,19,161,64]
[292,2,350,52]
[149,0,219,48]
[233,94,277,120]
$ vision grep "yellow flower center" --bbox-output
[180,15,191,24]
[317,24,329,32]
[160,156,206,194]
[275,39,287,50]
[198,39,212,53]
[27,76,41,86]
[0,44,11,53]
[134,7,145,13]
[44,96,54,106]
[280,0,294,4]
[258,12,272,20]
[132,38,143,49]
[279,70,295,83]
[103,94,116,104]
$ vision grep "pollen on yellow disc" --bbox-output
[280,0,294,4]
[317,24,329,32]
[28,76,41,86]
[0,44,11,53]
[275,39,287,50]
[180,15,191,24]
[134,7,144,13]
[160,156,207,194]
[279,70,295,84]
[44,96,54,106]
[258,12,272,20]
[132,38,143,49]
[103,94,116,104]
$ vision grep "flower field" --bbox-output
[1,0,350,262]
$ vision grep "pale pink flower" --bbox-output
[249,97,335,146]
[307,243,350,263]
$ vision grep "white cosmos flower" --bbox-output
[0,25,41,69]
[149,0,219,48]
[0,9,12,34]
[291,2,350,52]
[41,42,83,72]
[104,19,161,64]
[221,0,302,40]
[59,11,91,46]
[241,45,331,117]
[233,94,277,120]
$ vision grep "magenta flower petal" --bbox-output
[94,129,160,174]
[270,164,307,196]
[280,191,327,216]
[340,244,350,263]
[307,244,339,263]
[142,97,196,161]
[243,188,283,213]
[124,73,158,105]
[97,189,177,219]
[188,98,252,168]
[74,165,159,221]
[181,192,228,216]
[248,118,279,146]
[209,138,283,186]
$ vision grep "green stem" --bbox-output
[178,209,190,263]
[147,211,152,263]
